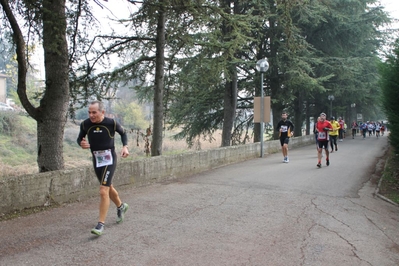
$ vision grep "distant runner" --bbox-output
[360,122,367,139]
[367,122,374,137]
[351,120,358,139]
[276,112,295,163]
[329,116,340,152]
[315,113,333,168]
[375,123,381,138]
[338,117,345,142]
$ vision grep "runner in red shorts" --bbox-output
[315,113,333,168]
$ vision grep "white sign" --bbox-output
[357,113,363,120]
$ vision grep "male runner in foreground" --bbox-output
[77,101,129,236]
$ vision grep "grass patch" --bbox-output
[0,115,225,177]
[0,134,37,165]
[378,148,399,204]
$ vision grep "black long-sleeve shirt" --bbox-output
[77,117,128,152]
[276,119,294,138]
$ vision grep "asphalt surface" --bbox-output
[1,134,398,266]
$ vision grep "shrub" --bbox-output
[0,111,20,136]
[379,39,399,153]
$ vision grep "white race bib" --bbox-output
[281,125,288,132]
[93,149,113,168]
[318,132,327,140]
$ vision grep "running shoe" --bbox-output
[283,157,287,163]
[326,159,330,166]
[91,222,104,236]
[317,163,321,168]
[285,157,289,163]
[117,203,129,224]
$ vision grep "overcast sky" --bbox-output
[381,0,399,17]
[380,0,399,28]
[94,0,399,33]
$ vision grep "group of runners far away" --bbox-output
[276,112,386,169]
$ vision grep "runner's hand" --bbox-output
[80,138,90,149]
[121,146,129,158]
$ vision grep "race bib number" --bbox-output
[281,125,288,132]
[93,149,113,168]
[318,132,327,140]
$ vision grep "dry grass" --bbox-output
[1,113,253,177]
[1,122,227,177]
[0,162,38,177]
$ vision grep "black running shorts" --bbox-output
[280,137,290,146]
[318,140,329,149]
[92,149,117,187]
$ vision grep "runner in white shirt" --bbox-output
[375,123,381,138]
[367,122,374,137]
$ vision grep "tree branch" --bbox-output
[0,0,37,119]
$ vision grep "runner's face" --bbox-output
[88,103,105,123]
[320,115,326,122]
[281,113,287,120]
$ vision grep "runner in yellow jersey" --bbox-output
[329,116,340,152]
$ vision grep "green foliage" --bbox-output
[0,111,20,136]
[271,0,391,134]
[68,0,392,147]
[379,39,399,152]
[114,101,148,130]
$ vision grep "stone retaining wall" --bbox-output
[0,135,314,215]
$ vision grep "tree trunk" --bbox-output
[151,0,166,156]
[293,91,304,136]
[220,0,238,147]
[221,70,237,147]
[37,0,70,171]
[268,4,284,140]
[272,105,284,139]
[293,113,302,137]
[253,71,261,143]
[0,0,70,172]
[305,102,310,135]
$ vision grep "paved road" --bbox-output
[1,135,398,266]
